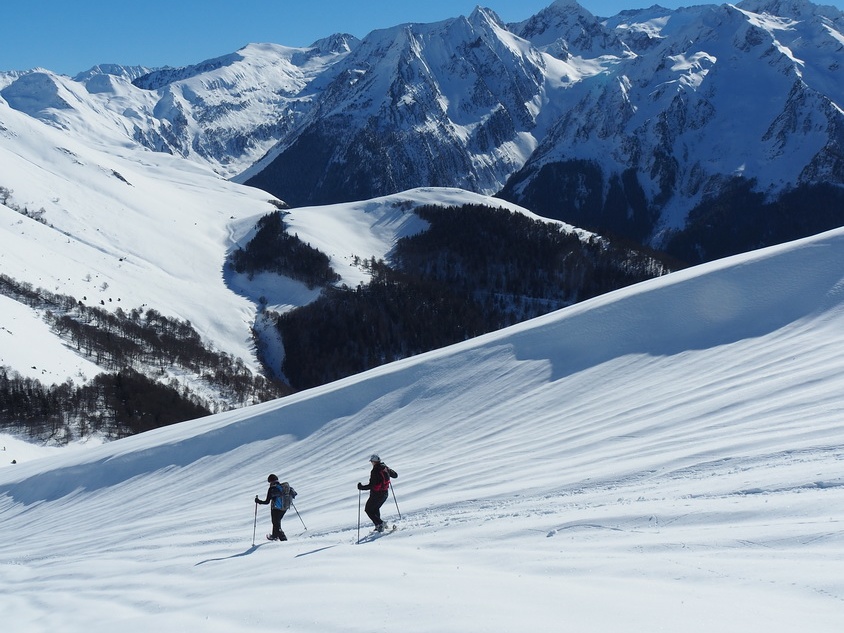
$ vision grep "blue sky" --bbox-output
[3,0,843,76]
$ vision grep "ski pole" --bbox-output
[357,488,362,544]
[389,481,402,520]
[252,501,258,546]
[291,501,307,530]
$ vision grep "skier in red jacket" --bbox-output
[357,454,398,531]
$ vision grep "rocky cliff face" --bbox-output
[500,0,844,254]
[245,7,553,206]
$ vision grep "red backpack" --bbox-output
[373,464,396,491]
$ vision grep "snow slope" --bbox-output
[1,227,843,632]
[0,98,280,372]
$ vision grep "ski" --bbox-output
[358,524,397,543]
[356,523,399,545]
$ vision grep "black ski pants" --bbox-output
[271,508,287,538]
[364,490,389,527]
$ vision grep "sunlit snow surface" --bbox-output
[2,227,843,632]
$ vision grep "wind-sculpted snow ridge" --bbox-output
[1,228,843,631]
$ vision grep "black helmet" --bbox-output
[267,474,278,483]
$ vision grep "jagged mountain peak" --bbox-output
[244,7,553,206]
[497,0,844,259]
[304,11,544,117]
[510,0,630,58]
[466,5,506,29]
[307,32,361,55]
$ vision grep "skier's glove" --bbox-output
[357,482,363,490]
[254,495,260,503]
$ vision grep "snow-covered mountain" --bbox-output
[501,0,844,251]
[2,224,843,631]
[0,38,357,180]
[242,0,844,255]
[3,1,842,259]
[243,6,564,206]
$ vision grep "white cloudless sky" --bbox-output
[4,0,842,77]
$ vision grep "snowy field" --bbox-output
[2,228,844,632]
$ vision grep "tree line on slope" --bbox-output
[275,204,679,389]
[0,274,290,443]
[228,209,341,288]
[0,366,210,441]
[665,180,844,264]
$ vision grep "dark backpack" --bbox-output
[279,481,297,510]
[269,481,297,510]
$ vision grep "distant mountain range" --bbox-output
[3,0,843,262]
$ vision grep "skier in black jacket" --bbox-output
[357,454,397,532]
[255,474,297,541]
